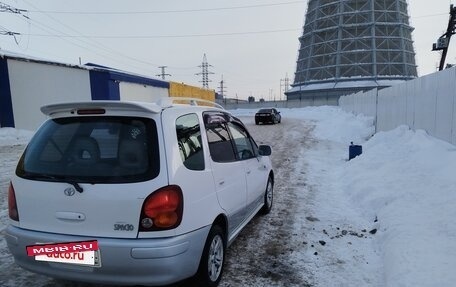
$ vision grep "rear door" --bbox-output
[13,109,168,239]
[159,109,221,233]
[204,112,247,234]
[227,122,269,212]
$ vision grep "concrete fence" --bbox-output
[221,96,338,110]
[339,67,456,145]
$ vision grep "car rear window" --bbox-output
[16,116,159,183]
[258,109,272,113]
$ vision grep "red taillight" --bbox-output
[8,182,19,221]
[139,185,183,231]
[144,189,179,218]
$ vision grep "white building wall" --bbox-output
[405,80,416,128]
[414,74,437,136]
[433,69,455,143]
[8,60,91,130]
[358,89,377,118]
[119,82,168,102]
[377,84,407,132]
[339,67,456,145]
[453,85,456,145]
[339,90,377,119]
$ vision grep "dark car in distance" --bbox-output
[255,108,281,125]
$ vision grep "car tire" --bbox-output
[197,225,226,287]
[260,176,273,215]
[255,120,259,125]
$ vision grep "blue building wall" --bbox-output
[89,70,121,100]
[87,63,169,100]
[0,57,172,128]
[0,57,14,127]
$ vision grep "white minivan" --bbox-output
[5,99,274,286]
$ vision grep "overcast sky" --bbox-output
[0,0,454,100]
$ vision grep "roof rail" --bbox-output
[158,97,224,110]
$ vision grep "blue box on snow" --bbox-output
[349,142,362,160]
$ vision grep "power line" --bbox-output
[25,1,306,15]
[14,0,163,74]
[0,2,27,44]
[5,3,193,73]
[14,1,299,74]
[21,1,447,21]
[0,2,27,14]
[21,28,300,39]
[413,12,448,19]
[18,14,129,63]
[0,27,20,36]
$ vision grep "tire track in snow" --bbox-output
[219,118,317,287]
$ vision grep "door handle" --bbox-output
[55,212,86,221]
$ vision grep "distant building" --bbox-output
[0,51,214,130]
[287,0,417,102]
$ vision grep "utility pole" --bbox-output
[432,4,456,71]
[196,54,214,89]
[156,66,171,80]
[217,75,227,101]
[280,73,291,100]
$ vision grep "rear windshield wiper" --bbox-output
[22,173,84,193]
[67,180,83,193]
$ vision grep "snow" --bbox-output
[232,106,456,286]
[1,105,456,286]
[0,128,34,147]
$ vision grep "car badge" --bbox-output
[64,187,76,196]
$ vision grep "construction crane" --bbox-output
[432,4,456,71]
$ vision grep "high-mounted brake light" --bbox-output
[139,185,183,231]
[8,182,19,221]
[77,109,106,115]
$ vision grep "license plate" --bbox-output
[35,250,99,266]
[27,240,101,267]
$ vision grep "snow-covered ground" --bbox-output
[1,106,455,286]
[233,107,456,286]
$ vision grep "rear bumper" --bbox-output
[255,115,274,123]
[5,224,210,286]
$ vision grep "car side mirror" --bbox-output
[258,145,272,156]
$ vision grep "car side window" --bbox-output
[176,114,205,170]
[227,122,256,160]
[204,114,237,163]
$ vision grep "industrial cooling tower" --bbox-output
[286,0,417,102]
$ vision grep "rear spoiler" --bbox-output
[41,98,223,117]
[41,101,162,117]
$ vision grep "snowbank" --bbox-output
[0,128,34,146]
